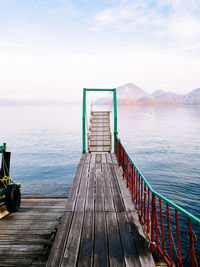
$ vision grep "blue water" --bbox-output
[1,104,199,219]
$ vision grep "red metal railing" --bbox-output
[116,137,199,267]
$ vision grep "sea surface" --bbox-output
[0,103,199,219]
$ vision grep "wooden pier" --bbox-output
[47,153,155,267]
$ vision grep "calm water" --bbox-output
[0,104,199,218]
[1,103,199,264]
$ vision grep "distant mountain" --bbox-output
[115,83,169,105]
[152,88,200,105]
[117,83,148,100]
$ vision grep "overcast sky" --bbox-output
[0,0,200,101]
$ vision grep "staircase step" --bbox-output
[91,111,110,115]
[91,123,110,127]
[90,140,111,146]
[90,133,110,137]
[90,127,110,132]
[91,119,110,122]
[89,146,111,152]
[89,135,111,141]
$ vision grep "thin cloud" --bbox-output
[92,0,200,52]
[0,42,24,48]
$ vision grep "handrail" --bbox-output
[118,139,200,226]
[116,136,199,267]
[82,88,117,153]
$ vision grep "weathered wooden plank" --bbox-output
[91,153,96,163]
[117,212,141,267]
[95,154,101,164]
[20,205,66,209]
[85,153,91,164]
[4,214,61,220]
[107,164,125,212]
[0,244,46,255]
[45,211,73,267]
[94,212,109,267]
[75,163,89,211]
[95,172,104,211]
[96,163,101,173]
[0,229,55,235]
[9,208,64,216]
[21,198,67,204]
[61,212,84,267]
[0,221,56,230]
[127,212,155,267]
[77,212,94,267]
[102,164,115,212]
[85,164,95,211]
[106,154,112,164]
[0,258,34,267]
[101,154,106,164]
[0,235,53,245]
[106,212,125,267]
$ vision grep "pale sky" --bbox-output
[0,0,200,101]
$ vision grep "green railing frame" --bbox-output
[82,88,117,154]
[0,145,6,151]
[0,145,6,196]
[116,136,200,226]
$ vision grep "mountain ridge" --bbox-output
[115,83,200,105]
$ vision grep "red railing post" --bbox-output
[134,167,136,201]
[141,178,143,220]
[131,163,133,196]
[175,210,182,267]
[188,219,197,267]
[154,197,159,249]
[144,183,146,226]
[166,204,173,266]
[126,155,129,187]
[151,194,156,252]
[159,199,165,257]
[138,174,141,212]
[120,143,123,167]
[147,188,150,234]
[123,147,125,177]
[135,171,138,206]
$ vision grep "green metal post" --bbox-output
[113,88,118,153]
[82,88,86,153]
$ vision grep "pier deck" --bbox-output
[47,153,155,267]
[0,198,67,267]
